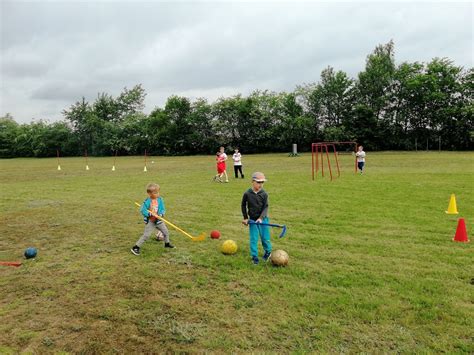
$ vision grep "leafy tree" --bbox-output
[296,67,354,143]
[314,67,355,127]
[147,107,172,155]
[0,114,19,158]
[357,40,396,122]
[381,61,423,149]
[343,105,379,150]
[187,98,216,153]
[163,95,192,154]
[62,85,147,155]
[212,95,249,151]
[116,84,146,120]
[93,93,118,122]
[3,44,473,158]
[117,113,148,155]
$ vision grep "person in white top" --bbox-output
[219,146,229,182]
[355,145,366,174]
[232,148,244,179]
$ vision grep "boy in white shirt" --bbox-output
[355,145,366,174]
[232,148,244,179]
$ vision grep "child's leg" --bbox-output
[259,217,272,254]
[234,165,238,178]
[155,221,170,243]
[238,165,244,178]
[223,170,229,182]
[135,222,156,247]
[249,223,260,258]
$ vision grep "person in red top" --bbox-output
[213,148,229,183]
[213,152,225,182]
[218,146,229,183]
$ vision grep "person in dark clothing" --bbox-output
[241,172,271,265]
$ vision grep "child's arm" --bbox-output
[140,199,151,218]
[141,204,161,220]
[241,193,249,225]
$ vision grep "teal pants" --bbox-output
[249,217,272,257]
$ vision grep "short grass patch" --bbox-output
[0,152,473,352]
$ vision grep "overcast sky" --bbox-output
[1,1,472,123]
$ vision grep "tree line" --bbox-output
[1,41,472,158]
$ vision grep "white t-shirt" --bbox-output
[220,152,227,162]
[232,152,242,166]
[356,151,366,162]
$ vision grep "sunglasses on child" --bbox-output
[253,180,265,184]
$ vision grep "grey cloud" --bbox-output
[31,82,95,101]
[1,1,472,123]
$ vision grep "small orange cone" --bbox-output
[445,194,459,214]
[453,218,469,243]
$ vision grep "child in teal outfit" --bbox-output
[131,183,175,255]
[241,172,272,265]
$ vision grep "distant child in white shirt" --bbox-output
[356,145,366,174]
[232,148,244,179]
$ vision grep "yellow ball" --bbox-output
[221,240,238,255]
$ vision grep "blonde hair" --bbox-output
[146,183,160,193]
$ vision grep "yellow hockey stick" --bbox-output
[134,202,206,242]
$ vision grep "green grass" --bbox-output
[0,152,473,353]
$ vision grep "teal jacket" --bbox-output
[140,197,166,223]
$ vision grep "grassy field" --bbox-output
[0,152,473,353]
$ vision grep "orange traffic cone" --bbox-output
[445,194,458,214]
[453,218,469,243]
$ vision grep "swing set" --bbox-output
[311,141,358,181]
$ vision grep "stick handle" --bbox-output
[0,261,22,267]
[248,220,284,228]
[134,202,194,240]
[158,216,195,240]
